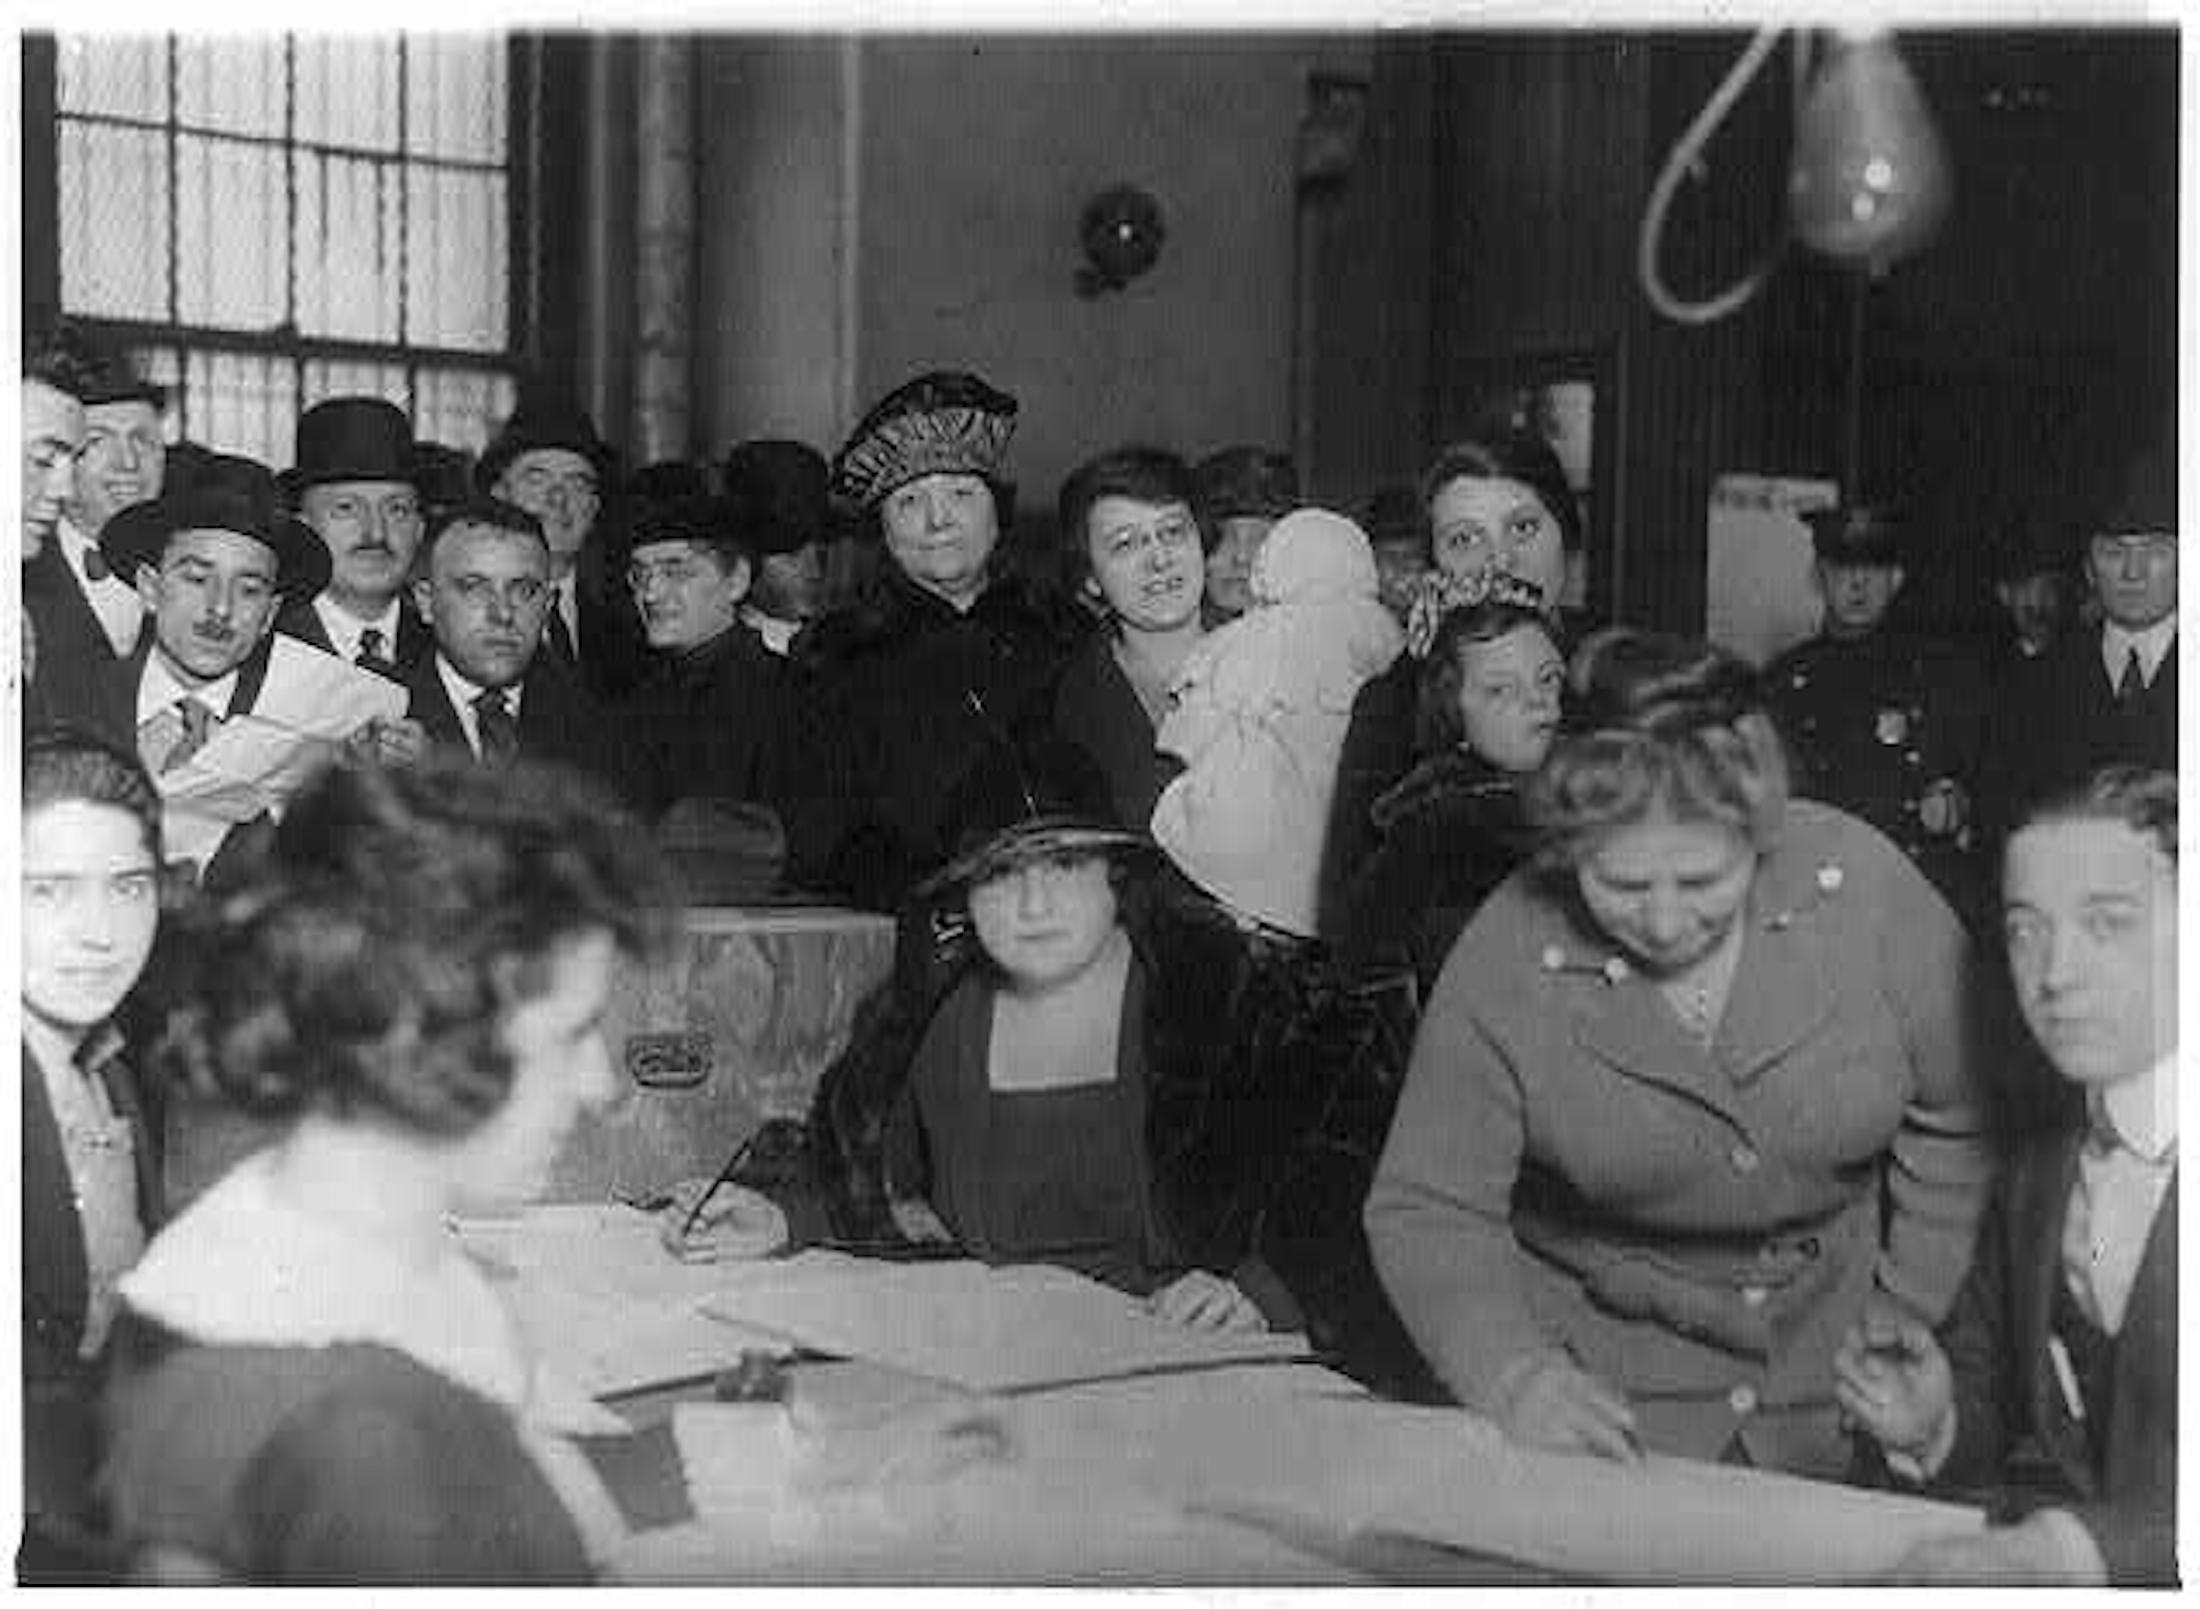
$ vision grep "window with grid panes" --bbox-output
[54,34,519,470]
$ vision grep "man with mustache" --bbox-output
[403,497,634,801]
[275,397,435,680]
[39,452,338,886]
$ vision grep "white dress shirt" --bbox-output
[2100,616,2177,692]
[313,595,404,664]
[136,654,239,727]
[56,516,147,656]
[434,654,525,761]
[2061,1055,2177,1335]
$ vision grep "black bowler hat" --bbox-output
[101,453,332,601]
[725,439,831,556]
[616,493,746,571]
[1804,503,1906,566]
[281,397,418,498]
[32,321,167,410]
[1987,504,2079,583]
[476,402,620,494]
[2098,444,2176,539]
[627,460,714,504]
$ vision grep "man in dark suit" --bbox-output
[39,452,342,885]
[1837,768,2176,1584]
[404,496,634,802]
[1977,448,2176,848]
[22,326,158,726]
[477,402,647,700]
[274,396,435,680]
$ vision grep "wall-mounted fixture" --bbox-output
[1075,185,1165,298]
[1638,28,1952,327]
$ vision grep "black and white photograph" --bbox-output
[10,19,2183,1587]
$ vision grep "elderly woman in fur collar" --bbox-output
[99,756,679,1583]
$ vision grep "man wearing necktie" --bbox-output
[1836,767,2177,1584]
[478,403,648,702]
[274,397,437,686]
[1976,446,2176,853]
[402,496,634,800]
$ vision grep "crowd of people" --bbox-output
[14,316,2179,1584]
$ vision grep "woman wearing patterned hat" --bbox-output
[786,371,1085,910]
[1366,630,1990,1477]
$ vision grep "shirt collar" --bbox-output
[138,652,239,725]
[314,595,402,659]
[2093,1054,2178,1163]
[435,653,523,719]
[740,605,800,656]
[2102,615,2177,685]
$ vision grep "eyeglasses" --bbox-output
[626,556,708,592]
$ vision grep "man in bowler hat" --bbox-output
[275,396,435,680]
[478,402,647,700]
[1764,502,1989,921]
[724,438,836,656]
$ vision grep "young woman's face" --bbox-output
[22,799,160,1036]
[968,852,1121,992]
[1452,624,1564,774]
[1576,813,1757,976]
[1428,474,1567,600]
[450,929,621,1210]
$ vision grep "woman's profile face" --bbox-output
[1453,624,1564,774]
[450,928,621,1210]
[22,799,160,1036]
[1576,813,1756,976]
[1428,474,1567,600]
[968,852,1121,992]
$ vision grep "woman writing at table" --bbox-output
[98,755,681,1582]
[1365,630,1991,1476]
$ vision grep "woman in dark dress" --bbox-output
[1333,590,1565,993]
[1049,446,1207,831]
[1318,426,1581,933]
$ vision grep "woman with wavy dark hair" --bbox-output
[1365,630,1992,1477]
[98,755,675,1583]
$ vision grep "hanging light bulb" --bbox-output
[1788,30,1953,273]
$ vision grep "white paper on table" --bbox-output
[1135,1393,1983,1584]
[700,1258,1309,1394]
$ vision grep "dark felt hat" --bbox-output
[1987,505,2080,582]
[411,442,475,515]
[281,397,418,496]
[1804,503,1906,566]
[830,371,1018,513]
[627,460,714,504]
[101,453,332,601]
[476,402,620,494]
[618,493,745,569]
[1193,445,1300,522]
[2098,444,2176,538]
[725,439,832,556]
[915,735,1153,901]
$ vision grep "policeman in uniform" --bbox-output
[1764,504,1990,926]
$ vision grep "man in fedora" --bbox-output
[405,495,636,802]
[1765,501,1989,923]
[478,401,647,700]
[39,453,389,883]
[724,438,836,657]
[275,396,434,680]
